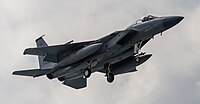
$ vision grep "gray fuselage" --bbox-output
[52,16,183,80]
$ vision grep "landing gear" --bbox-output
[46,73,54,79]
[58,77,65,82]
[104,63,115,83]
[84,69,91,78]
[83,60,97,78]
[107,73,114,83]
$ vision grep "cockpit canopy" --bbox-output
[141,15,158,22]
[127,15,160,29]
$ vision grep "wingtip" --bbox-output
[12,71,17,75]
[23,52,26,55]
[23,48,32,55]
[23,49,28,55]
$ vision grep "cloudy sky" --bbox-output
[0,0,200,104]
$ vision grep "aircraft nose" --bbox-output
[163,16,184,29]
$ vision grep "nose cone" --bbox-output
[163,16,184,29]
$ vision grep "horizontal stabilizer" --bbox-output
[63,76,87,89]
[12,69,49,78]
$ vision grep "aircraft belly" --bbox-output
[62,71,83,80]
[53,48,134,78]
[52,62,87,78]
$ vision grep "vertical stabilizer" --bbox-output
[35,35,56,69]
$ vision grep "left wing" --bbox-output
[24,41,93,63]
[23,41,92,56]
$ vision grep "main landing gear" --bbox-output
[46,73,54,79]
[105,63,114,83]
[107,73,114,83]
[83,60,97,78]
[83,68,91,78]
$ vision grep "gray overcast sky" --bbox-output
[0,0,200,104]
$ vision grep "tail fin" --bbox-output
[35,35,48,47]
[35,35,56,69]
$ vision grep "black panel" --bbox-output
[117,30,137,45]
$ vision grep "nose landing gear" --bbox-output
[107,73,114,83]
[83,60,97,78]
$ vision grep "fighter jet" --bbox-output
[13,15,184,89]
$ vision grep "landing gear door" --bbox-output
[134,43,139,54]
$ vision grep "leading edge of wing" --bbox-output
[23,41,93,56]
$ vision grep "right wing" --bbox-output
[63,76,87,89]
